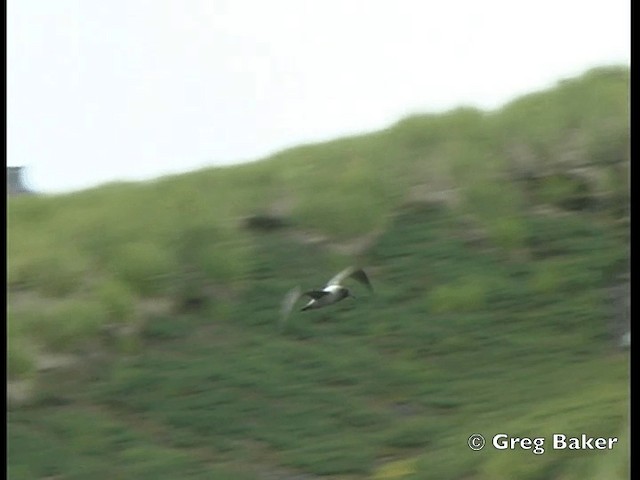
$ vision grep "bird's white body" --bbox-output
[301,284,349,310]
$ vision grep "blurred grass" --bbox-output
[7,66,629,479]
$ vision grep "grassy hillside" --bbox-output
[8,66,629,479]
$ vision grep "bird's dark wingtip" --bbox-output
[351,268,374,292]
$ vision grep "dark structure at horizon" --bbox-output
[7,166,33,196]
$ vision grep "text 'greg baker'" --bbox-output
[491,434,619,455]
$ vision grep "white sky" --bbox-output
[7,0,630,194]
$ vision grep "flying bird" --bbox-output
[280,266,374,330]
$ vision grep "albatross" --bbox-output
[280,266,374,330]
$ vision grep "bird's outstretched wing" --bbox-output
[280,286,302,331]
[326,266,374,292]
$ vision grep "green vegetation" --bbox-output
[8,66,629,479]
